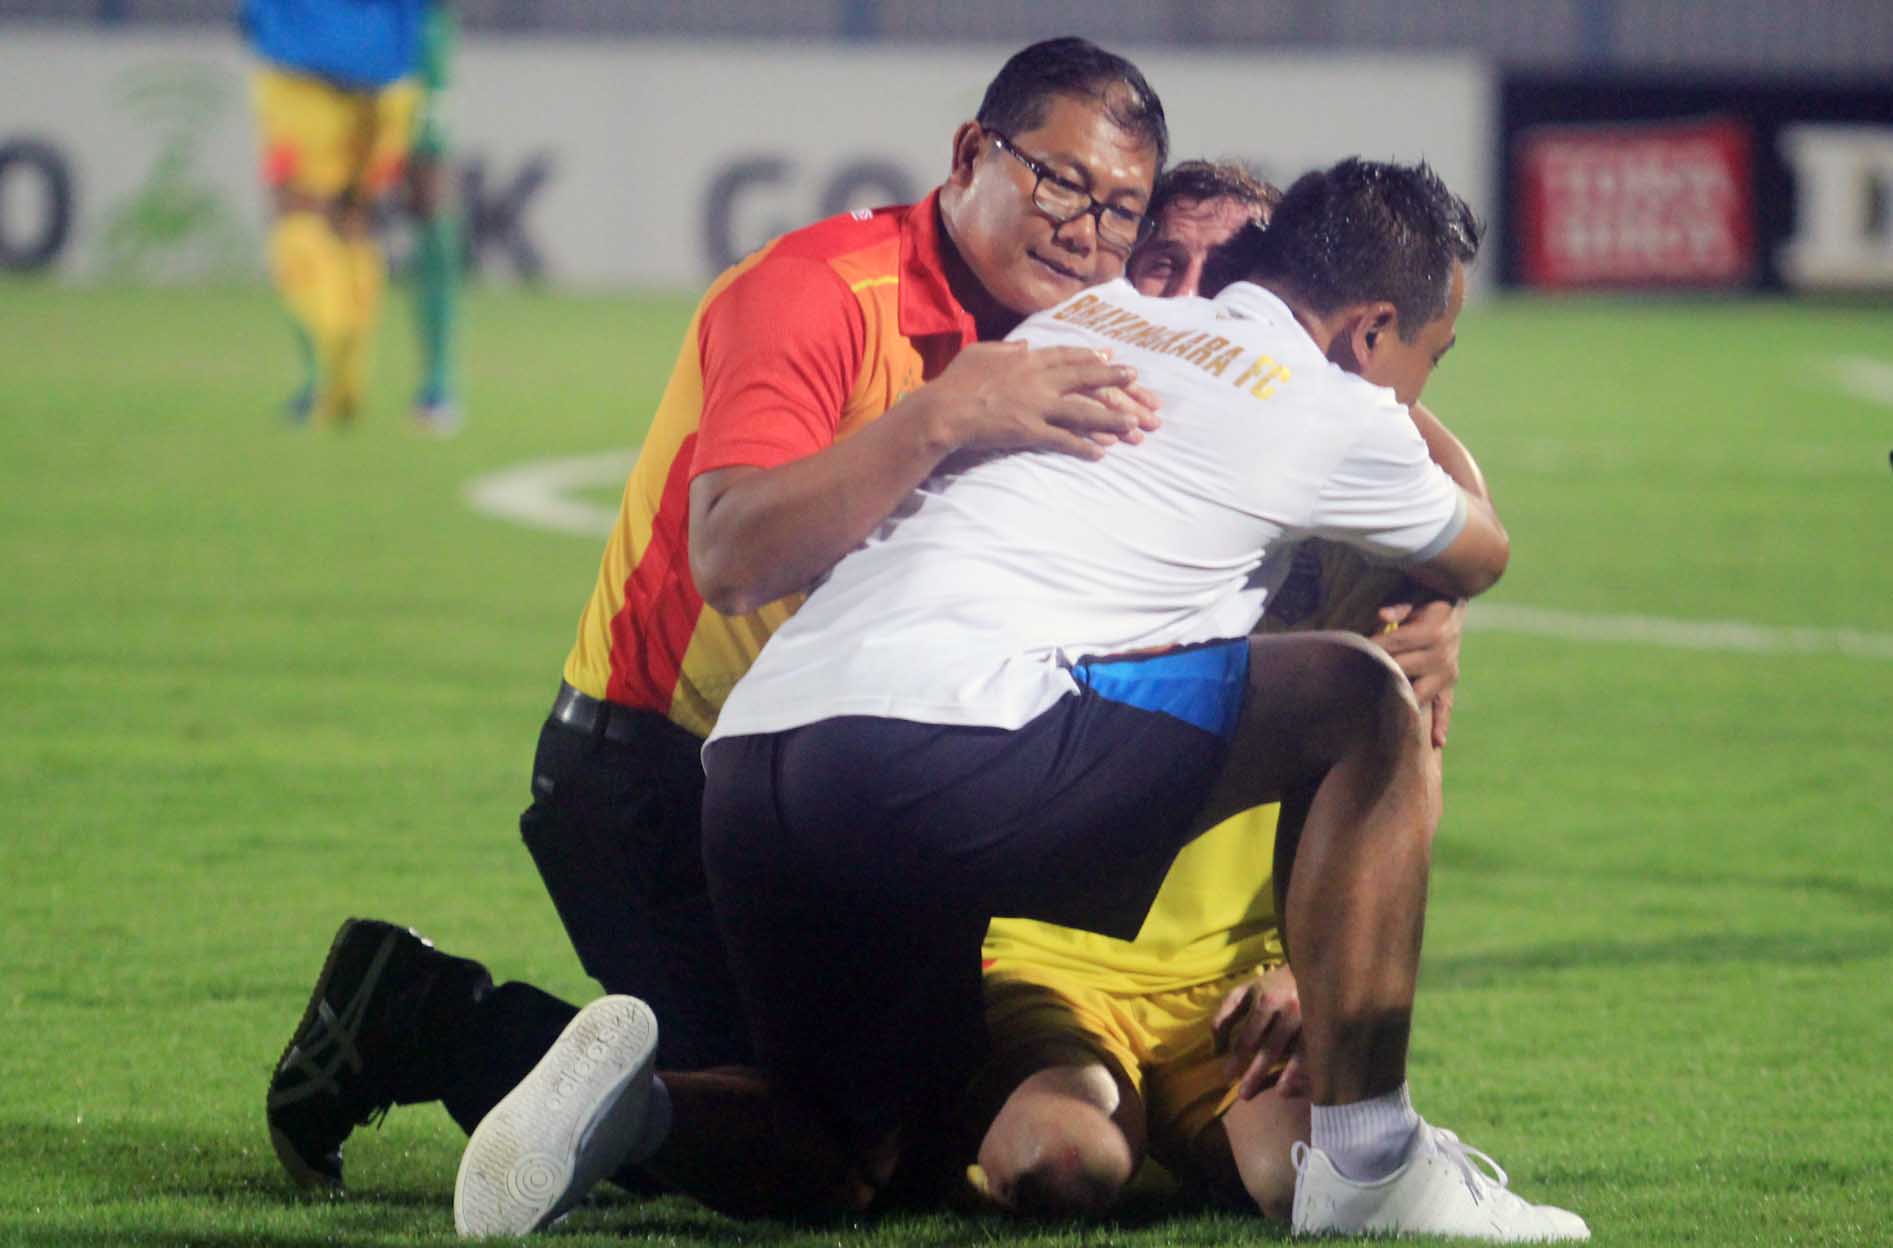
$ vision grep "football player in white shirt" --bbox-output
[701,156,1582,1240]
[468,159,1587,1242]
[972,163,1497,1226]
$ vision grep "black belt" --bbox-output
[549,681,663,746]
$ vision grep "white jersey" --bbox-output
[707,278,1467,744]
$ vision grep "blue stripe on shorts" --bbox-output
[1069,638,1249,741]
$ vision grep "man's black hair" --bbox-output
[1201,158,1482,340]
[976,36,1169,171]
[1149,159,1282,222]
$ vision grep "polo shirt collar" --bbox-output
[1213,280,1296,326]
[898,188,979,345]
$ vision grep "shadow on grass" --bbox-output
[1431,847,1893,919]
[1629,867,1893,916]
[1,1117,1288,1247]
[1425,926,1890,988]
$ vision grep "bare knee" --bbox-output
[1337,639,1440,843]
[1304,634,1426,770]
[1329,632,1420,718]
[1250,632,1421,751]
[1217,1085,1310,1223]
[1240,1140,1299,1221]
[269,186,331,220]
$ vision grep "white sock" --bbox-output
[626,1074,673,1165]
[1310,1082,1421,1181]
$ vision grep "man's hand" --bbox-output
[925,342,1160,460]
[689,345,1157,616]
[1211,963,1308,1101]
[1374,597,1466,748]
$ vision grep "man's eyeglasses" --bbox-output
[989,132,1152,252]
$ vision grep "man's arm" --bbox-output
[691,341,1157,618]
[1406,401,1486,504]
[1308,395,1508,604]
[1402,399,1507,600]
[1403,494,1507,600]
[1371,402,1486,745]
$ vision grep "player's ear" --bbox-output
[1350,303,1398,370]
[1325,304,1378,374]
[947,122,986,186]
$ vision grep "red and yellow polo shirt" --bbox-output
[562,192,978,738]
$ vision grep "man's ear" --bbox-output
[1347,303,1399,372]
[947,122,985,187]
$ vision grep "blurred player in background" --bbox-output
[242,0,424,428]
[970,160,1485,1224]
[405,0,464,435]
[265,36,1166,1211]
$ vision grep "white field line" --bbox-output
[1469,605,1893,662]
[466,452,1893,663]
[1830,354,1893,408]
[463,450,635,539]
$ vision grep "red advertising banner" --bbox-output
[1516,116,1756,288]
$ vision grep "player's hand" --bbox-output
[1211,963,1304,1101]
[1428,687,1456,749]
[1373,597,1465,747]
[927,342,1161,460]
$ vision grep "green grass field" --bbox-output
[2,281,1890,1247]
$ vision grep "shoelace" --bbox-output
[267,930,400,1110]
[1290,1128,1513,1203]
[1428,1126,1511,1204]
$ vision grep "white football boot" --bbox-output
[454,995,660,1237]
[1292,1120,1590,1241]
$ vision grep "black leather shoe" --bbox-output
[266,918,481,1190]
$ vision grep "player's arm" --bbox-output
[1306,396,1508,603]
[1396,400,1507,598]
[1403,490,1507,599]
[1375,402,1486,691]
[1373,402,1489,743]
[1407,401,1486,505]
[690,277,1156,616]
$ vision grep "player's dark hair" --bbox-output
[976,37,1169,171]
[1201,158,1482,340]
[1149,159,1282,223]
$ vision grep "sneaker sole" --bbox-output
[269,1123,340,1192]
[266,918,382,1191]
[453,995,658,1237]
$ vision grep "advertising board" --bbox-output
[1502,76,1893,292]
[0,32,1493,288]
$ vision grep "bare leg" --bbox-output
[1190,1080,1311,1220]
[1194,632,1437,1106]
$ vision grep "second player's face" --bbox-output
[951,92,1158,316]
[1127,194,1258,298]
[1363,260,1468,408]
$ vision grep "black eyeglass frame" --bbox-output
[988,131,1154,252]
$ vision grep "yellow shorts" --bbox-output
[971,961,1281,1175]
[253,67,420,202]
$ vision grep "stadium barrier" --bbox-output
[0,29,1492,288]
[1500,75,1893,293]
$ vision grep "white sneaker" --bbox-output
[454,995,659,1237]
[1292,1121,1589,1241]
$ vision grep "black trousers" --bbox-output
[520,705,752,1072]
[701,693,1227,1148]
[421,703,752,1136]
